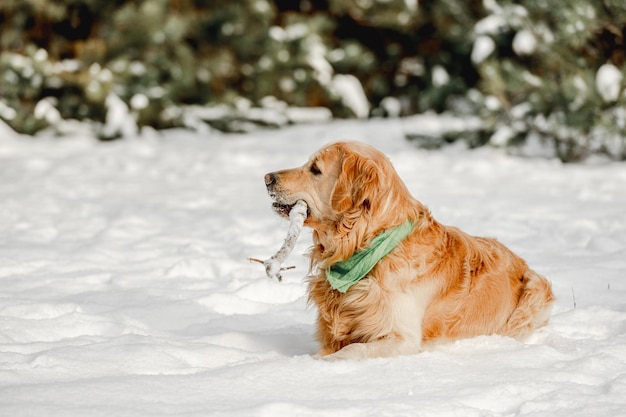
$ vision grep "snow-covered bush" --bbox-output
[0,0,366,137]
[1,0,625,160]
[472,0,626,161]
[0,0,480,137]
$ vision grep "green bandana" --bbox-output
[326,220,414,293]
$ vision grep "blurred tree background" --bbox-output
[0,0,625,160]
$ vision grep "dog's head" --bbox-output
[265,141,424,264]
[264,141,391,229]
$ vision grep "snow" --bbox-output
[34,98,62,125]
[380,96,402,118]
[474,14,507,36]
[472,35,496,64]
[285,107,332,124]
[330,74,370,118]
[596,63,624,103]
[130,94,149,111]
[512,29,537,56]
[0,101,18,121]
[1,117,626,416]
[102,93,137,138]
[431,65,450,87]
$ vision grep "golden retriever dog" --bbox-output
[264,141,554,360]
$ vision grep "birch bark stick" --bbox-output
[249,200,307,281]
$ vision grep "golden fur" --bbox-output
[265,141,554,360]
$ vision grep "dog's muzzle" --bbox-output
[265,172,289,216]
[264,172,277,191]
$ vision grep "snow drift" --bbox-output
[0,118,625,416]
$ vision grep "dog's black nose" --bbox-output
[264,172,276,188]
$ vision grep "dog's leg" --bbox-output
[322,283,436,360]
[322,336,422,360]
[499,269,555,340]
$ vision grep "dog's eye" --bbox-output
[310,164,322,175]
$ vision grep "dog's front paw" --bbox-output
[321,343,367,361]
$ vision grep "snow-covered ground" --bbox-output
[1,118,625,416]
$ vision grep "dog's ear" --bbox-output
[331,151,380,213]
